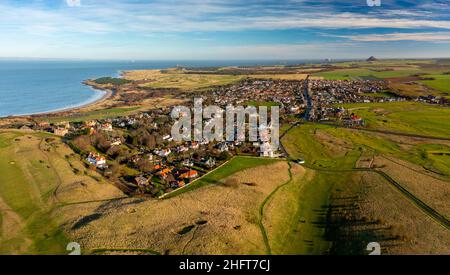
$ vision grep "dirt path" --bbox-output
[258,162,294,255]
[281,124,450,231]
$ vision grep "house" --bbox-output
[260,142,276,158]
[147,153,154,161]
[351,115,365,126]
[190,141,199,149]
[157,167,173,178]
[155,148,171,157]
[54,128,69,137]
[87,152,108,168]
[202,157,216,168]
[217,142,229,152]
[111,138,122,146]
[182,159,194,167]
[38,121,50,128]
[99,123,113,131]
[180,170,199,179]
[85,120,97,127]
[135,176,149,187]
[57,121,71,129]
[170,180,185,189]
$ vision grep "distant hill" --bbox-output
[367,56,378,62]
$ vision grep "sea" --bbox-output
[0,59,328,117]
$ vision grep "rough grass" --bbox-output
[125,69,244,90]
[280,122,450,254]
[62,161,292,255]
[0,130,123,254]
[124,69,308,91]
[164,156,283,198]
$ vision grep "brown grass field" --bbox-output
[373,156,450,219]
[57,161,293,255]
[0,130,124,254]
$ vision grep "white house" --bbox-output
[87,152,108,168]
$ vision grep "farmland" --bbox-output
[313,59,450,99]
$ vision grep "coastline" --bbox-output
[33,87,113,117]
[0,84,114,119]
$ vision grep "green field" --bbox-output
[282,123,361,169]
[420,74,450,94]
[313,68,420,80]
[266,168,356,254]
[340,102,450,138]
[279,120,450,253]
[39,107,141,123]
[0,131,68,254]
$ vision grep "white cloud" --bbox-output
[66,0,81,7]
[331,32,450,42]
[1,1,450,36]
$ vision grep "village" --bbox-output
[5,76,445,197]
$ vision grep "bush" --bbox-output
[94,77,130,85]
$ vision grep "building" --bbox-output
[155,148,171,157]
[87,152,108,168]
[135,176,149,187]
[182,159,194,167]
[54,128,69,137]
[260,142,276,158]
[99,123,113,132]
[180,170,199,179]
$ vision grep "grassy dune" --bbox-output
[280,122,450,254]
[0,130,123,254]
[63,161,293,255]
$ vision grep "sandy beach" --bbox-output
[0,86,114,120]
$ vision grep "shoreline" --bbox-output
[0,85,114,119]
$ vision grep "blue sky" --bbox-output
[1,0,450,60]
